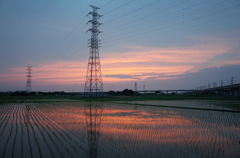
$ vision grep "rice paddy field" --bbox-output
[0,100,240,158]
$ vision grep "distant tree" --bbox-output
[30,91,36,95]
[109,90,115,95]
[11,91,30,96]
[122,89,134,95]
[154,90,161,94]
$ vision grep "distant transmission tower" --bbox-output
[84,5,103,97]
[26,66,32,93]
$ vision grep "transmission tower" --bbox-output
[26,66,32,93]
[84,5,103,97]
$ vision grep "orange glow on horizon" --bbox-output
[2,42,239,85]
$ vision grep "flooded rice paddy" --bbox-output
[0,101,240,158]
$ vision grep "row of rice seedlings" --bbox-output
[175,108,240,157]
[4,104,17,157]
[106,103,177,155]
[34,103,224,157]
[64,104,120,158]
[28,103,58,158]
[8,103,27,158]
[39,103,122,158]
[98,103,240,157]
[29,104,78,158]
[93,103,161,157]
[76,103,126,157]
[19,103,30,158]
[0,104,18,158]
[21,104,34,158]
[29,104,88,158]
[3,102,235,158]
[98,103,240,158]
[122,100,237,112]
[184,109,236,157]
[26,104,64,158]
[0,105,13,141]
[204,111,239,156]
[0,104,9,116]
[38,103,89,143]
[37,105,88,157]
[30,110,65,158]
[23,103,43,158]
[38,104,87,141]
[96,111,153,157]
[11,104,21,158]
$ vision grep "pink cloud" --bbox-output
[1,36,239,88]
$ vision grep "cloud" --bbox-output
[100,41,233,81]
[1,32,240,91]
[104,75,140,79]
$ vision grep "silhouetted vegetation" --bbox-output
[154,90,161,94]
[122,89,134,95]
[11,91,31,96]
[108,89,134,96]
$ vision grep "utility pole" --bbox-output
[135,82,137,92]
[26,66,32,93]
[231,77,233,85]
[208,83,211,89]
[84,5,103,97]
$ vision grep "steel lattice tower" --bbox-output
[26,66,32,93]
[84,5,103,97]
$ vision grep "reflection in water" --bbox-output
[1,102,239,158]
[84,102,103,158]
[24,103,30,126]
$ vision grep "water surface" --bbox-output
[0,101,240,158]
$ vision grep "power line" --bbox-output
[104,0,161,24]
[100,0,116,8]
[102,0,235,39]
[102,3,240,43]
[102,0,135,15]
[102,11,240,45]
[106,0,191,32]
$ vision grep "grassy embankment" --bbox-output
[0,94,240,110]
[0,94,240,111]
[1,93,240,103]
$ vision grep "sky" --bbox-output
[0,0,240,92]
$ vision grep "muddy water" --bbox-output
[0,101,240,158]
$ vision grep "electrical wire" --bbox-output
[102,0,235,39]
[104,0,161,23]
[102,0,135,15]
[102,3,240,43]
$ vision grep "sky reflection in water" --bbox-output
[38,101,240,158]
[1,101,239,158]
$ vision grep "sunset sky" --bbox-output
[1,0,240,92]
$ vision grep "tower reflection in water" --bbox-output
[84,102,103,158]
